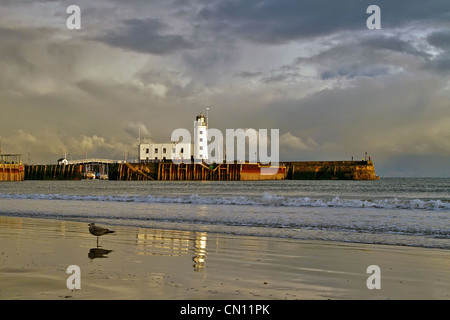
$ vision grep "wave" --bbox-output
[0,192,449,211]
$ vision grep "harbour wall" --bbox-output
[287,161,379,180]
[23,161,379,181]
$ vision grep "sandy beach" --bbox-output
[0,215,448,301]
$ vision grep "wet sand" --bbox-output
[0,215,449,300]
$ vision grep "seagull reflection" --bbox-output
[88,248,113,259]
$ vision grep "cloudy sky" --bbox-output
[0,0,449,176]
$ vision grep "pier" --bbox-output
[107,162,285,181]
[22,160,378,181]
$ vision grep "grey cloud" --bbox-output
[424,31,450,73]
[124,121,151,141]
[254,71,448,147]
[196,0,450,45]
[0,0,57,4]
[0,27,73,94]
[234,71,263,78]
[294,34,432,80]
[379,0,450,27]
[360,35,430,59]
[427,31,450,49]
[320,65,391,80]
[262,74,291,83]
[95,18,193,55]
[197,0,362,44]
[424,53,450,73]
[180,43,239,85]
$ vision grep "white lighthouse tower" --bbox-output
[194,114,208,162]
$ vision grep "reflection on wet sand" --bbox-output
[136,229,209,271]
[193,233,207,272]
[88,248,113,259]
[0,216,211,272]
[0,216,68,234]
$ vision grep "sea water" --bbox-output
[0,178,448,249]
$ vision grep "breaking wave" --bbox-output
[0,192,449,211]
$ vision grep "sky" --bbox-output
[0,0,449,177]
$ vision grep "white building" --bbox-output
[194,114,208,161]
[137,113,209,163]
[138,142,191,163]
[57,157,69,165]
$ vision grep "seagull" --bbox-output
[88,223,115,247]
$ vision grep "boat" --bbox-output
[84,172,96,179]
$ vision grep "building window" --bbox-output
[200,146,203,150]
[172,148,176,153]
[181,148,184,154]
[163,148,167,154]
[146,148,149,154]
[155,148,158,153]
[199,138,203,142]
[200,130,203,134]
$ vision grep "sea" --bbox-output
[0,178,449,250]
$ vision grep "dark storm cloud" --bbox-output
[360,35,429,58]
[424,53,450,73]
[425,31,450,73]
[289,33,436,81]
[196,0,450,44]
[90,0,450,82]
[319,65,391,80]
[95,18,193,55]
[197,0,364,44]
[427,31,450,50]
[0,27,37,73]
[0,0,57,3]
[234,71,263,78]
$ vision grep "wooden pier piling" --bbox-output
[0,163,24,181]
[0,154,24,181]
[20,160,378,181]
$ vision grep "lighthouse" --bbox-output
[194,114,208,162]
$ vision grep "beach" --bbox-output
[1,215,448,300]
